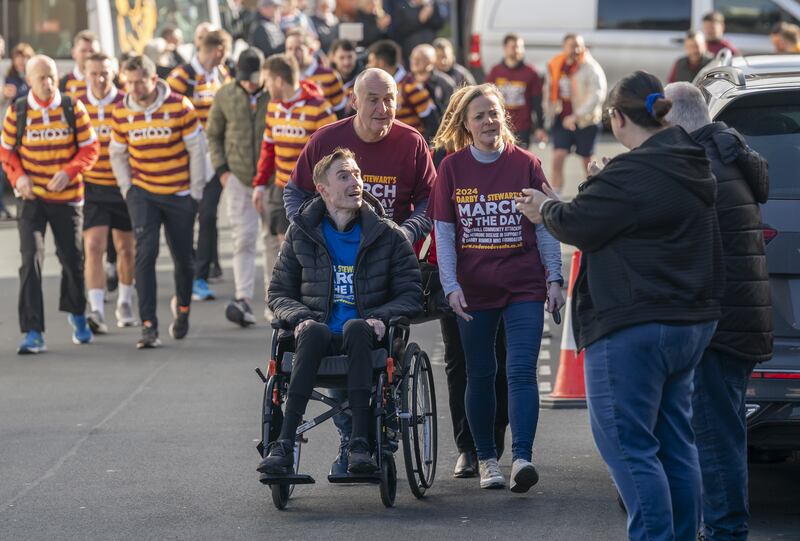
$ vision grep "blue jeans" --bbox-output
[457,301,544,462]
[693,349,755,541]
[585,321,717,541]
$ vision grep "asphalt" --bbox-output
[0,135,798,540]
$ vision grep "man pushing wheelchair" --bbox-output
[258,147,422,476]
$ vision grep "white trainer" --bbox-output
[479,458,505,489]
[510,459,539,493]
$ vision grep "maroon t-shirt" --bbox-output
[430,144,549,311]
[290,117,435,223]
[487,61,542,134]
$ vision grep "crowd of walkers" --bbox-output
[0,4,777,540]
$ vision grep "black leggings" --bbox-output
[280,319,376,443]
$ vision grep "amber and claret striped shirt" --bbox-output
[167,60,231,128]
[111,88,201,195]
[393,66,435,136]
[0,91,99,204]
[303,59,346,114]
[76,86,126,187]
[253,81,336,189]
[60,68,88,101]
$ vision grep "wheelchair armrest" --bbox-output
[388,316,410,328]
[270,319,292,330]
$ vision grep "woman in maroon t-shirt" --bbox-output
[430,84,564,493]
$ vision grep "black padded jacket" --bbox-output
[691,122,773,363]
[542,127,724,350]
[267,192,422,327]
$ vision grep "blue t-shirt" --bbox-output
[322,217,362,334]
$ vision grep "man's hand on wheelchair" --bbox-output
[366,318,386,340]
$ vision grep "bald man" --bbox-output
[1,55,100,353]
[410,43,456,122]
[283,67,435,476]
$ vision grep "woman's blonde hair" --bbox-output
[432,83,516,153]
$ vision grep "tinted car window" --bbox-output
[719,105,800,199]
[597,0,691,31]
[714,0,799,35]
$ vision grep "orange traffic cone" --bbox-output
[541,250,586,409]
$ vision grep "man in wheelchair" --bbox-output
[257,147,422,475]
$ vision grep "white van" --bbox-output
[463,0,800,86]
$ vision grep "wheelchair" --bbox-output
[255,316,438,509]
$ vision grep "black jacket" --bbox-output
[691,122,772,362]
[542,127,724,349]
[250,13,285,59]
[268,193,422,327]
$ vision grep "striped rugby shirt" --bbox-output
[302,58,346,114]
[254,82,336,188]
[110,87,201,195]
[76,86,126,187]
[60,67,88,101]
[167,58,231,129]
[393,66,435,136]
[1,91,98,204]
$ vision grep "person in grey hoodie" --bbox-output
[109,55,208,349]
[665,81,772,541]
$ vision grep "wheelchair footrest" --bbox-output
[327,472,382,485]
[259,472,316,486]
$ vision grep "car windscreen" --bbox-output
[718,104,800,199]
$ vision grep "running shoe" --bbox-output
[225,299,256,327]
[169,296,190,340]
[68,314,93,344]
[115,302,140,327]
[87,310,108,334]
[478,458,505,489]
[17,331,46,354]
[136,324,161,349]
[191,279,215,301]
[510,459,539,493]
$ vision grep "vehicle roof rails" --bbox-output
[702,66,746,87]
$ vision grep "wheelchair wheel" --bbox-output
[269,440,303,510]
[379,453,397,508]
[400,343,438,499]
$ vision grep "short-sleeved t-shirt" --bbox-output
[487,62,542,135]
[290,117,435,223]
[430,144,549,310]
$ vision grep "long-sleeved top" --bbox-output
[435,143,562,297]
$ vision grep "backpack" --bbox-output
[14,95,77,151]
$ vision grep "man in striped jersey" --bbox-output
[168,30,233,302]
[59,30,100,100]
[109,55,208,349]
[253,54,336,260]
[0,55,100,354]
[284,28,347,118]
[78,53,138,334]
[367,40,438,140]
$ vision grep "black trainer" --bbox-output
[257,439,294,474]
[169,297,190,339]
[329,435,350,476]
[225,299,256,327]
[136,325,161,349]
[347,437,378,474]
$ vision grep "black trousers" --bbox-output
[440,315,509,455]
[194,174,222,280]
[17,199,86,332]
[126,186,197,328]
[280,320,375,442]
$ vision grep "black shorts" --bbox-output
[551,120,601,157]
[83,183,132,231]
[267,184,290,236]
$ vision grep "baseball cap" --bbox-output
[236,48,264,84]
